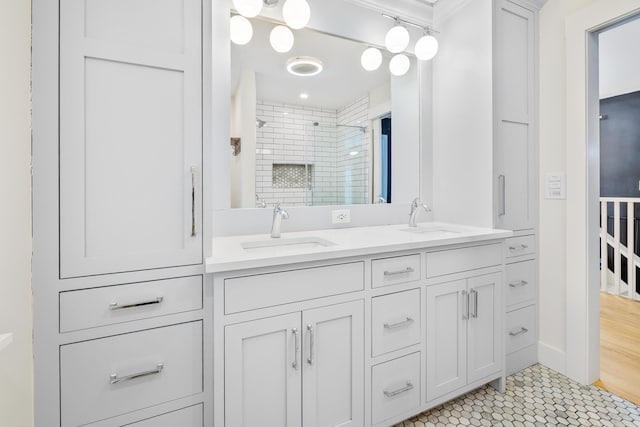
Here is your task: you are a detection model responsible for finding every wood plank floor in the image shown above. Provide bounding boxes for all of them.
[596,292,640,406]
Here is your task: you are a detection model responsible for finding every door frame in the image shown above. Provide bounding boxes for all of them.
[565,0,640,385]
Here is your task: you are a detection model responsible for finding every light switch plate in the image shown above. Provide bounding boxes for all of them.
[332,209,351,224]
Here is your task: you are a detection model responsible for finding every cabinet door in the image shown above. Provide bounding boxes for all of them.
[59,0,202,277]
[494,0,536,231]
[302,301,364,427]
[425,280,467,402]
[467,273,503,383]
[225,314,302,427]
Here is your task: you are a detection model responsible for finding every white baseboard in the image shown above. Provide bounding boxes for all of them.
[538,341,566,374]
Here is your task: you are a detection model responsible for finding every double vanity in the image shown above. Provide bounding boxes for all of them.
[208,221,514,427]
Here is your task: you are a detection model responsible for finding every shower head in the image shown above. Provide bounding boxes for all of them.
[256,119,267,128]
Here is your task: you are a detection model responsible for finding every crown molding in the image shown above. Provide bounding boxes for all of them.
[342,0,434,26]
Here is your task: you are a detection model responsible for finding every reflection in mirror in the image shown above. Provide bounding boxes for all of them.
[230,17,417,208]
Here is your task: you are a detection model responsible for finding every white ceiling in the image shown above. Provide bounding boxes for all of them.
[231,18,392,110]
[599,17,640,99]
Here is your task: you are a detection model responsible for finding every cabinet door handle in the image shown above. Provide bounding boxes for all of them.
[383,381,414,398]
[461,290,469,320]
[110,363,163,385]
[498,175,506,217]
[292,328,299,370]
[306,324,314,365]
[509,327,529,337]
[509,280,528,288]
[191,166,197,237]
[383,267,414,276]
[109,296,163,311]
[470,288,478,318]
[384,317,414,329]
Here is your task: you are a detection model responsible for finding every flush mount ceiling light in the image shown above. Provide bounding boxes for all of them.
[282,0,311,30]
[232,0,262,18]
[299,93,309,99]
[360,47,382,71]
[230,15,253,45]
[415,32,439,61]
[389,54,410,76]
[270,25,294,53]
[385,21,410,54]
[286,56,324,76]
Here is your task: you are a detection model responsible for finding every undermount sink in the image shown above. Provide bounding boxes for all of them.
[400,225,461,236]
[241,236,337,252]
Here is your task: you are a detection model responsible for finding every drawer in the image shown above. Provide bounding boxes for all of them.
[426,244,502,278]
[506,305,537,354]
[371,254,421,288]
[225,262,364,314]
[506,260,536,308]
[60,321,203,427]
[371,352,421,425]
[371,289,421,357]
[60,276,203,332]
[125,404,203,427]
[505,235,536,258]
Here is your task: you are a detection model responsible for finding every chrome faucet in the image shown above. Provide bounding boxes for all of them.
[256,193,267,208]
[409,197,431,227]
[271,203,289,238]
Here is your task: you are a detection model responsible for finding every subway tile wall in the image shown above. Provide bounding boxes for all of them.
[255,97,369,207]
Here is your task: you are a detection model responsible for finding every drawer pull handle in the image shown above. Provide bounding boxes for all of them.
[509,327,529,337]
[383,267,414,276]
[384,317,414,329]
[110,363,164,385]
[383,381,414,398]
[109,296,164,311]
[508,244,529,251]
[306,324,314,365]
[292,328,299,370]
[509,280,528,288]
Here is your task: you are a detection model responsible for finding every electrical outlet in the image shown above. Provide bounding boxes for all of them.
[332,209,351,224]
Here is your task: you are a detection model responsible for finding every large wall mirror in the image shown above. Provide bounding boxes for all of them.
[229,12,422,209]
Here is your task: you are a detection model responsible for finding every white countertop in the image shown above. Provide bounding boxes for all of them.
[207,222,513,273]
[0,333,13,353]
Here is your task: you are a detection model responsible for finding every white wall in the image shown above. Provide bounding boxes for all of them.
[432,0,494,227]
[599,17,640,99]
[0,0,34,426]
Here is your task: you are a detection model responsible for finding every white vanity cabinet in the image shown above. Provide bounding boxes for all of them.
[224,301,364,427]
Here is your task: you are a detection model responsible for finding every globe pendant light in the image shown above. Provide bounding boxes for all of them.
[230,15,253,45]
[270,25,294,53]
[385,23,410,54]
[282,0,311,30]
[389,54,410,76]
[232,0,262,18]
[360,47,382,71]
[415,33,439,61]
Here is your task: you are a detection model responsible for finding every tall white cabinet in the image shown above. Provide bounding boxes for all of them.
[32,0,209,425]
[493,0,540,375]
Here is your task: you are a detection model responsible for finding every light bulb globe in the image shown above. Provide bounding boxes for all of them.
[232,0,262,18]
[389,54,410,76]
[282,0,311,30]
[415,34,439,60]
[385,25,410,53]
[230,15,253,45]
[360,47,383,71]
[270,25,295,53]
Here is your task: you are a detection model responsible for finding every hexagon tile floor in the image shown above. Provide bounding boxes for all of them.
[394,364,640,427]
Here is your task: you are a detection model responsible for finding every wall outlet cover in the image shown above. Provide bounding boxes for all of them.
[332,209,351,224]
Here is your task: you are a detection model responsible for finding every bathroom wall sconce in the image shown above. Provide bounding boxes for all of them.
[230,137,241,156]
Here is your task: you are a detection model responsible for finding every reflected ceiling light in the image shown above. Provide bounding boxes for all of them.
[270,25,294,53]
[230,15,253,45]
[389,54,410,76]
[282,0,311,30]
[349,151,359,156]
[415,33,439,61]
[299,93,309,99]
[286,56,323,76]
[360,47,383,71]
[385,23,410,53]
[232,0,262,18]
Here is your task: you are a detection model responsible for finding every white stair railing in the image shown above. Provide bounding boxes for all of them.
[600,197,640,300]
